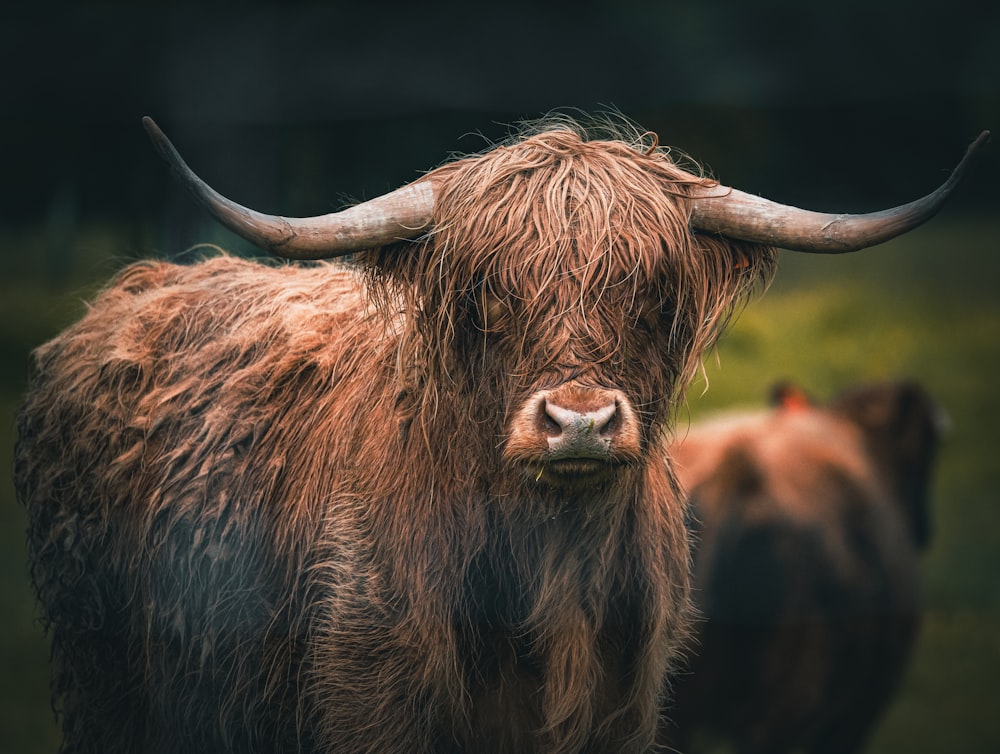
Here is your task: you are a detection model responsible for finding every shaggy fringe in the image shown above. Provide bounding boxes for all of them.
[364,112,775,445]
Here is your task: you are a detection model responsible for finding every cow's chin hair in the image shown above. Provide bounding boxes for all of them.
[499,456,643,520]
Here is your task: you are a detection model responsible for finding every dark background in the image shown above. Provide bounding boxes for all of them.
[1,1,997,752]
[2,0,996,258]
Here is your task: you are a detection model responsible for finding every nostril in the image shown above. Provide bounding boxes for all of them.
[596,404,618,437]
[542,410,562,437]
[542,399,573,437]
[588,402,619,438]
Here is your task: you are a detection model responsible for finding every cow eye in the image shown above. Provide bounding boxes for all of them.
[473,287,507,333]
[639,299,667,330]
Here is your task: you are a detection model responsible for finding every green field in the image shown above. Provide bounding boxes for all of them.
[1,214,997,752]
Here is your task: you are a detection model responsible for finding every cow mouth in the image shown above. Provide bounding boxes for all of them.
[525,457,620,487]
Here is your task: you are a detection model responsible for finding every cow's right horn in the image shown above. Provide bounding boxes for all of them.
[143,117,436,259]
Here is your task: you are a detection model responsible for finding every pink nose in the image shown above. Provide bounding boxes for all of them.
[542,397,619,459]
[505,384,641,464]
[504,385,643,484]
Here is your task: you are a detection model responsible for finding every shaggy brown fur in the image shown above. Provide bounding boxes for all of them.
[660,381,944,754]
[15,116,775,754]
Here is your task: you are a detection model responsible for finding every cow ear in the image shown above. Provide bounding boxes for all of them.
[830,381,945,551]
[768,381,812,411]
[831,382,941,436]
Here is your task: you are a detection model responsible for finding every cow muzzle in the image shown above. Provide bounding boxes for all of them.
[505,384,643,488]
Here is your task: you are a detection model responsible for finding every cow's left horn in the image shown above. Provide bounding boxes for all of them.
[689,130,989,253]
[143,117,435,259]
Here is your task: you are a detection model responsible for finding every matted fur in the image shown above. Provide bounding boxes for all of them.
[16,115,776,754]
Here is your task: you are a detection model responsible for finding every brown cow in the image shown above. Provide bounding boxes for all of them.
[14,115,982,754]
[661,380,945,754]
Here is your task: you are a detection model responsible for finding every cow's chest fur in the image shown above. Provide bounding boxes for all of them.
[440,510,649,752]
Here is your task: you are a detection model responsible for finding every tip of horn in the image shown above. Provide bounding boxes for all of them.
[942,129,990,190]
[965,130,991,158]
[142,115,163,142]
[142,116,182,169]
[141,116,183,174]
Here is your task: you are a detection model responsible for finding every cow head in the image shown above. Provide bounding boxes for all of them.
[380,124,776,493]
[142,116,985,496]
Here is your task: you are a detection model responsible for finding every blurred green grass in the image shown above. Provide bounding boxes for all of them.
[1,213,997,752]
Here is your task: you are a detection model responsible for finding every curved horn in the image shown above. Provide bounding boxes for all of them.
[143,117,435,259]
[689,130,990,253]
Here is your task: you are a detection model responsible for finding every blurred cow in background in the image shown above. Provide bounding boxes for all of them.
[661,380,945,754]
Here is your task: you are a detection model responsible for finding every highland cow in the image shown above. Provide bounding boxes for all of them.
[661,380,945,754]
[14,116,984,754]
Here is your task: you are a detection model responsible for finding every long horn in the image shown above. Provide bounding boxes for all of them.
[689,130,989,253]
[143,117,435,259]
